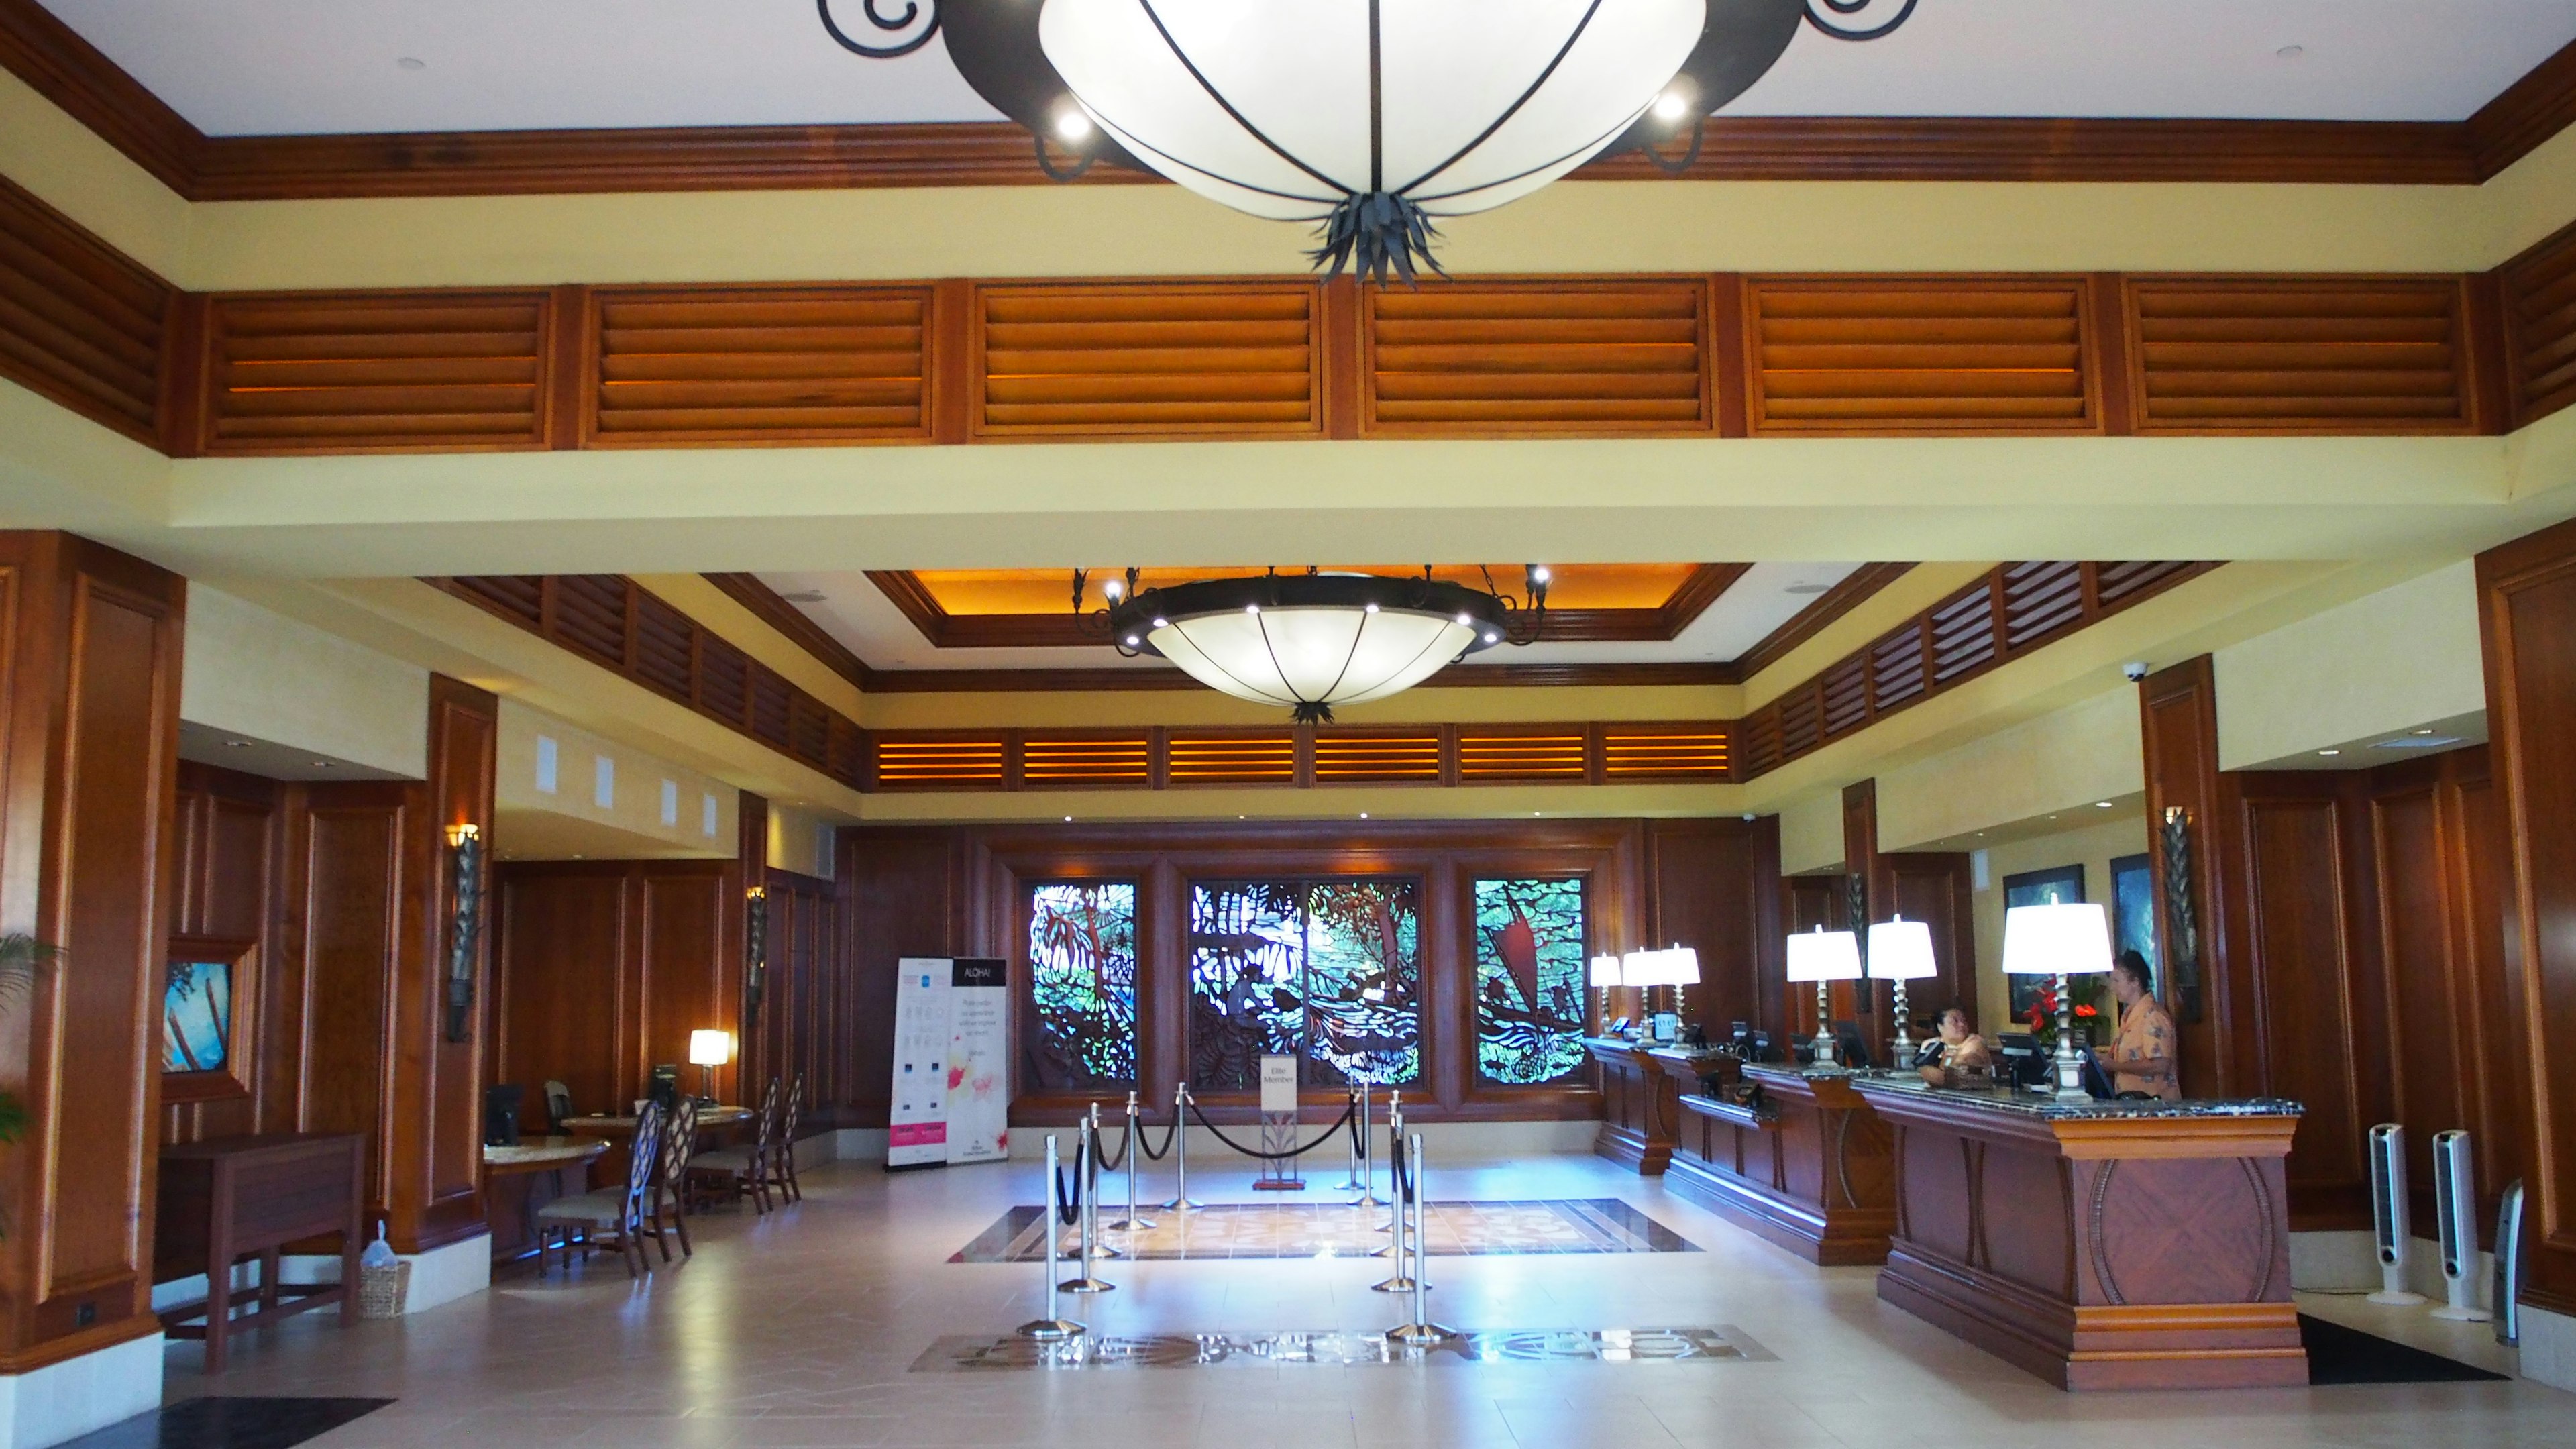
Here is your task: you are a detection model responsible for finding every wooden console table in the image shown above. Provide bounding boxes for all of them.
[1851,1076,2306,1391]
[1585,1038,1732,1175]
[1670,1062,1895,1265]
[155,1133,364,1371]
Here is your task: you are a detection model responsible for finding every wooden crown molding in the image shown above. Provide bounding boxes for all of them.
[859,661,1740,694]
[863,563,1754,651]
[702,572,877,691]
[1731,564,1917,683]
[7,0,2573,199]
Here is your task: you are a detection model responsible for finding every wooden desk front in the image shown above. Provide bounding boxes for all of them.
[1585,1040,1731,1175]
[1670,1063,1894,1265]
[1853,1078,2306,1391]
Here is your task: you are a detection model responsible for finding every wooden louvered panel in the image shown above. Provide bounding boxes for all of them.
[874,735,1006,790]
[1167,733,1297,786]
[2504,223,2576,425]
[447,575,544,629]
[698,633,749,727]
[632,591,696,701]
[1927,582,2001,685]
[1366,280,1707,433]
[977,284,1318,436]
[1747,278,2093,434]
[1737,707,1784,780]
[2094,559,2206,609]
[1601,727,1730,782]
[2128,277,2471,433]
[828,719,867,788]
[1456,729,1589,782]
[0,176,168,445]
[205,290,551,452]
[2001,561,2088,652]
[1312,731,1442,784]
[591,286,929,445]
[1021,735,1154,788]
[1776,688,1823,761]
[550,576,630,667]
[1820,656,1870,739]
[788,695,832,766]
[749,668,793,749]
[1869,621,1928,714]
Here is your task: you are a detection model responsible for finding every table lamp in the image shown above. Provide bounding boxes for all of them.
[1589,953,1625,1033]
[2002,902,2114,1101]
[1866,916,1939,1061]
[688,1028,734,1106]
[1784,926,1863,1065]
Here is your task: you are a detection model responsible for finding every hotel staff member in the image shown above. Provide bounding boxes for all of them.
[2103,949,2181,1101]
[1930,1006,1992,1070]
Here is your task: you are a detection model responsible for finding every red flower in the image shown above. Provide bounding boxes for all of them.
[2074,1004,2098,1018]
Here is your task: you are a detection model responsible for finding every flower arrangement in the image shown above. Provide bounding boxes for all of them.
[2025,974,2108,1053]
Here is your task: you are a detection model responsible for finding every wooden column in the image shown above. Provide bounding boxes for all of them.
[1839,780,1975,1059]
[2137,657,2247,1098]
[2475,517,2576,1317]
[0,533,184,1376]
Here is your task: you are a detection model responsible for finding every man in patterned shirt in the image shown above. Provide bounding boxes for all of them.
[2103,949,2180,1101]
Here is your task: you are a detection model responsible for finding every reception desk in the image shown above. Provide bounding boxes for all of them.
[1585,1038,1734,1175]
[1670,1063,1894,1265]
[1851,1076,2306,1391]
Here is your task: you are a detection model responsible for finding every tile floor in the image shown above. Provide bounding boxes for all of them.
[162,1152,2574,1449]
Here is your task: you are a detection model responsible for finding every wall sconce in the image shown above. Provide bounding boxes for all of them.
[744,885,769,1033]
[443,822,483,1042]
[2159,806,2204,1022]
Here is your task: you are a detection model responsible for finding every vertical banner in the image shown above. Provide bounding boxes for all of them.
[887,957,951,1169]
[945,957,1010,1164]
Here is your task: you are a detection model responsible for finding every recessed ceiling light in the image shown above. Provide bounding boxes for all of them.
[2095,801,2114,808]
[397,56,427,70]
[780,590,827,604]
[1063,815,1073,822]
[312,761,333,768]
[1785,583,1830,595]
[2275,44,2304,60]
[1360,812,1369,820]
[2412,728,2437,736]
[225,739,251,748]
[2318,748,2340,757]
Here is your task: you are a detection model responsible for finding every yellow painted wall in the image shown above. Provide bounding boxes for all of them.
[1966,811,2152,1039]
[1778,789,1845,875]
[496,698,739,861]
[1877,687,2143,853]
[766,800,845,879]
[182,583,429,776]
[2212,559,2485,770]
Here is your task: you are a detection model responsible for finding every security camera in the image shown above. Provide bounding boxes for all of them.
[2121,661,2150,682]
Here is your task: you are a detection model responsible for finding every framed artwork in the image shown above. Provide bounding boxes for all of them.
[2109,853,2159,985]
[163,934,257,1104]
[2002,865,2085,1022]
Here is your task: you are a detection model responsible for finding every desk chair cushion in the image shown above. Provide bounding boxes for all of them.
[693,1144,757,1173]
[535,1189,629,1228]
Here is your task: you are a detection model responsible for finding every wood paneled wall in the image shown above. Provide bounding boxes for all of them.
[2477,516,2576,1313]
[2139,657,2245,1099]
[0,533,182,1373]
[1823,780,1977,1061]
[161,762,287,1147]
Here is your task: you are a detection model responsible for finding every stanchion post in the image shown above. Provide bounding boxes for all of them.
[1338,1085,1364,1191]
[1386,1132,1454,1346]
[1163,1081,1203,1212]
[1109,1090,1156,1232]
[1017,1136,1083,1340]
[1375,1091,1404,1244]
[1352,1085,1380,1208]
[1063,1108,1116,1293]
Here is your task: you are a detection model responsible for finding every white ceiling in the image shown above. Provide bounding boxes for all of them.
[757,561,1859,675]
[40,1,2576,138]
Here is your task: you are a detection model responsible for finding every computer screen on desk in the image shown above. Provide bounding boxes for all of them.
[1996,1032,2047,1087]
[1832,1020,1874,1070]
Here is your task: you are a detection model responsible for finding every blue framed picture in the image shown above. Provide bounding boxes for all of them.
[164,935,256,1103]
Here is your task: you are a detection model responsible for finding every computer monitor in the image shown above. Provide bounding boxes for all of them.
[483,1083,523,1148]
[646,1063,681,1110]
[1730,1020,1752,1052]
[1831,1019,1874,1071]
[1996,1032,2047,1087]
[1750,1030,1773,1063]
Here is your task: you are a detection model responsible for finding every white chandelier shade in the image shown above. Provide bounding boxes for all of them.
[1148,605,1477,712]
[1038,0,1709,224]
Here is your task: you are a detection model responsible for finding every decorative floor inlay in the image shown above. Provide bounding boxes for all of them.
[951,1198,1699,1263]
[911,1327,1767,1371]
[60,1399,395,1449]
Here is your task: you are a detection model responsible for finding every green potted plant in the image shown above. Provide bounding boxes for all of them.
[0,934,62,1148]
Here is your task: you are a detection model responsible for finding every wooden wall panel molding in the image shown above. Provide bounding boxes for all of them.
[1743,275,2100,436]
[0,174,172,447]
[2475,515,2576,1313]
[2123,276,2479,435]
[969,280,1322,439]
[160,762,291,1153]
[0,532,183,1371]
[584,284,932,447]
[2137,657,2245,1102]
[852,660,1741,692]
[0,0,200,195]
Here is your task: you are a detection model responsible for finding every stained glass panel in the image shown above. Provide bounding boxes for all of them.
[1189,879,1419,1090]
[1473,878,1589,1085]
[1026,881,1138,1087]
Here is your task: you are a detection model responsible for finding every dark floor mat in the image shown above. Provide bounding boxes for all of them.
[2299,1313,2508,1385]
[58,1397,394,1449]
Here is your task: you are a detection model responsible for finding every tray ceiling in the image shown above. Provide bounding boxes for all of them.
[36,1,2576,138]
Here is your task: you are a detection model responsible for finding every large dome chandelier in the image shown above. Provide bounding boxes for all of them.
[1073,567,1550,722]
[822,0,1918,280]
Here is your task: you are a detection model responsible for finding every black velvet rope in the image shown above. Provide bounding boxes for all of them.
[1054,1136,1084,1226]
[1389,1124,1410,1199]
[1185,1097,1358,1161]
[1348,1091,1367,1155]
[1137,1112,1180,1162]
[1093,1119,1126,1175]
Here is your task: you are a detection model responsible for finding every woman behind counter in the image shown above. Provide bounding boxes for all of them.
[1927,1006,1991,1071]
[2101,949,2182,1101]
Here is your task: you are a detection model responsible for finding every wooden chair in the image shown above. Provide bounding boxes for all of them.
[690,1076,780,1214]
[535,1101,663,1277]
[645,1095,699,1260]
[776,1073,806,1204]
[542,1079,574,1131]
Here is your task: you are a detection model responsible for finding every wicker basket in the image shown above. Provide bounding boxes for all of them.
[356,1260,411,1320]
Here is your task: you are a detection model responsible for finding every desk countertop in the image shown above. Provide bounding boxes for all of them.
[482,1136,610,1173]
[1849,1073,2302,1120]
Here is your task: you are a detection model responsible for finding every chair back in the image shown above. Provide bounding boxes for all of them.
[662,1095,701,1186]
[544,1079,574,1128]
[750,1075,780,1152]
[623,1100,665,1214]
[782,1072,805,1146]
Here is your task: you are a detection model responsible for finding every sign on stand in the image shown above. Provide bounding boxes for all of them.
[1255,1053,1303,1190]
[886,956,1011,1169]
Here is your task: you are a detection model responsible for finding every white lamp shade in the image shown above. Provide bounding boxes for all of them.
[1148,606,1475,711]
[1589,953,1625,988]
[1626,945,1699,987]
[2002,903,2114,977]
[1040,0,1707,224]
[1865,917,1938,981]
[688,1029,735,1067]
[1784,928,1863,983]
